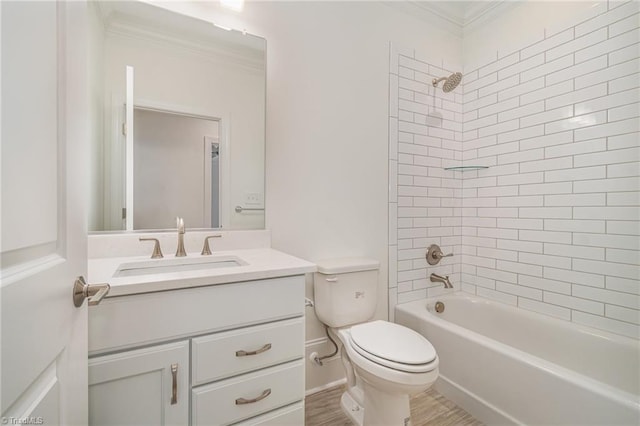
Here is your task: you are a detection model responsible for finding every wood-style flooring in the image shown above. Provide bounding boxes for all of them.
[305,385,483,426]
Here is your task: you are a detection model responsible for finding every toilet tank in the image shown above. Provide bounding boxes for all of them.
[313,258,380,328]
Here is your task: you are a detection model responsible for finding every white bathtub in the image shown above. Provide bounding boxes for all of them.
[395,293,640,425]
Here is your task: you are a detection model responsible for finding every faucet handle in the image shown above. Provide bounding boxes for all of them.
[139,238,163,259]
[201,235,222,256]
[426,244,453,265]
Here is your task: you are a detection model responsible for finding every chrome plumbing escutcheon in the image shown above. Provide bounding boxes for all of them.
[426,244,453,265]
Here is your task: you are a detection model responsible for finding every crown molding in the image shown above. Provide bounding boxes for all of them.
[385,1,517,37]
[383,1,464,37]
[461,1,519,34]
[105,19,265,72]
[98,2,265,73]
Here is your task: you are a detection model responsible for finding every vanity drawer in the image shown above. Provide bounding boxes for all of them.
[192,360,303,426]
[89,275,305,355]
[232,402,303,426]
[192,317,304,385]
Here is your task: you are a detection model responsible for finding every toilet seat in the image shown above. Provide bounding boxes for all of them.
[347,320,437,373]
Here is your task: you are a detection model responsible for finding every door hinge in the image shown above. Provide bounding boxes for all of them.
[122,123,127,137]
[122,208,127,220]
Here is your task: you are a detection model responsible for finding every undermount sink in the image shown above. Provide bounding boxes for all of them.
[114,255,246,278]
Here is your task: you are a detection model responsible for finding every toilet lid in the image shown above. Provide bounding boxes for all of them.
[350,320,437,367]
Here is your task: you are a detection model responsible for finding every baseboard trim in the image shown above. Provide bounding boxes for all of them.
[305,337,327,347]
[305,378,347,397]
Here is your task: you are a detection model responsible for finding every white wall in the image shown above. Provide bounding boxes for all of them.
[389,0,639,339]
[151,0,462,392]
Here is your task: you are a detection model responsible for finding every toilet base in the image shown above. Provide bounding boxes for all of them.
[340,391,364,426]
[362,380,412,426]
[340,385,412,426]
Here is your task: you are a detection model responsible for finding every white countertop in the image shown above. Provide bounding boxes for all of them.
[89,248,317,297]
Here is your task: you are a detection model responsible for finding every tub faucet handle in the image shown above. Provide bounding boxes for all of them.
[426,244,453,265]
[201,235,222,255]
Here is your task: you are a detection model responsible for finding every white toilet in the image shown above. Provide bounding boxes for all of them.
[313,258,439,426]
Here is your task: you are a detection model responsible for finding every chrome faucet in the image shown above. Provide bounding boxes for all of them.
[430,273,453,289]
[175,217,186,257]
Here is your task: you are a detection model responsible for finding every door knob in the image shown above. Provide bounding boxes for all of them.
[73,276,110,307]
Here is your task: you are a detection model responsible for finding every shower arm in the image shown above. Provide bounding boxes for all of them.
[432,76,447,87]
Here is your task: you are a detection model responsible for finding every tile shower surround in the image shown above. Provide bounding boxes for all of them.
[388,1,639,338]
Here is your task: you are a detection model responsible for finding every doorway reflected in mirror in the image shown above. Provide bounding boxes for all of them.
[133,108,222,230]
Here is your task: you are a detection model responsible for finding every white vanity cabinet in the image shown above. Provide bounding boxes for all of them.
[89,341,190,425]
[88,275,306,426]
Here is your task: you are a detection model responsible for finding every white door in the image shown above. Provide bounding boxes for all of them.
[1,2,89,425]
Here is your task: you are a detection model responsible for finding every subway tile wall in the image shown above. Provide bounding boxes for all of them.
[388,44,464,321]
[388,1,639,338]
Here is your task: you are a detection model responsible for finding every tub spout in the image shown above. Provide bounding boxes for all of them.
[430,273,453,289]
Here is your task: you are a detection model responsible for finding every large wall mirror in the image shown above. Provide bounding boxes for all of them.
[88,1,265,232]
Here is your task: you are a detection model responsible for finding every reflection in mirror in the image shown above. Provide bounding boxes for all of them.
[134,108,220,229]
[88,1,266,232]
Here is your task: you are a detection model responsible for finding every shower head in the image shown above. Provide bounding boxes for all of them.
[432,72,463,93]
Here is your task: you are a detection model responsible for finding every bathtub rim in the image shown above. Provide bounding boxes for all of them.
[395,292,640,413]
[421,292,638,348]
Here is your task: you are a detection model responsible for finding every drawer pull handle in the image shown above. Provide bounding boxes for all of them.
[235,343,272,357]
[171,363,178,405]
[235,388,271,405]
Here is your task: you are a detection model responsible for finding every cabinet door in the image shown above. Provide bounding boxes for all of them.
[88,341,189,426]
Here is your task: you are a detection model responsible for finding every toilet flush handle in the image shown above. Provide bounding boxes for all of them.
[325,277,338,282]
